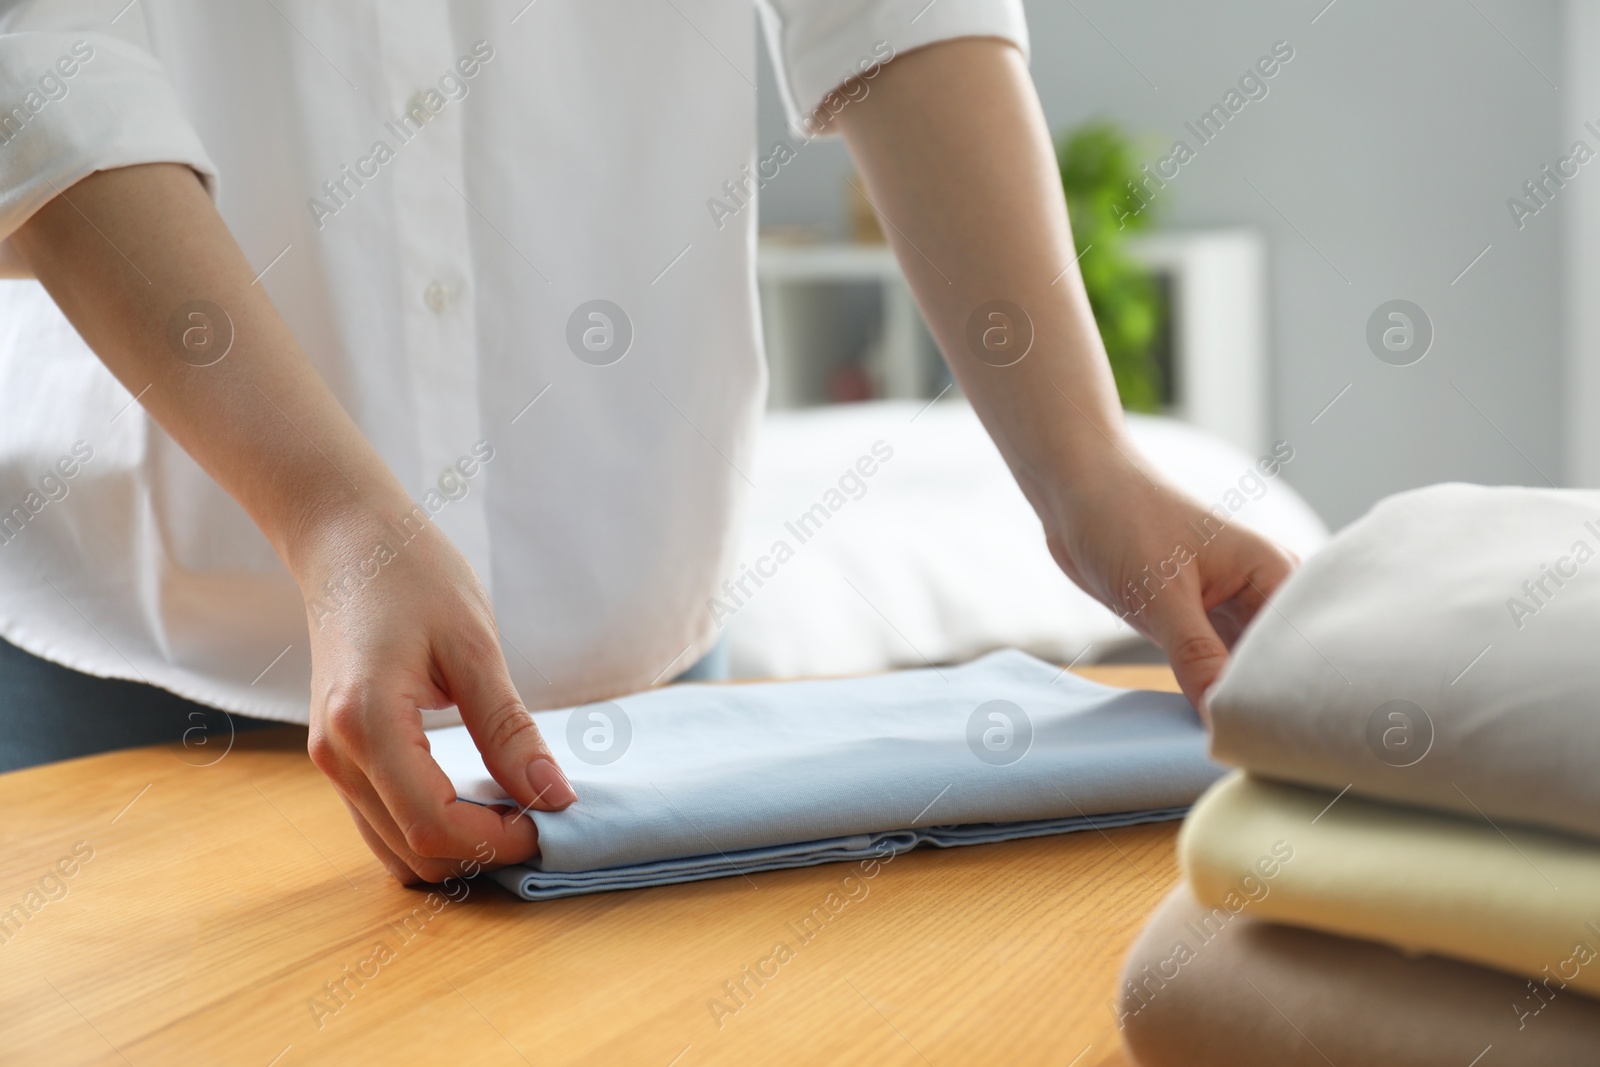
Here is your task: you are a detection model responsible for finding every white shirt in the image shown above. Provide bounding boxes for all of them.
[0,0,1026,724]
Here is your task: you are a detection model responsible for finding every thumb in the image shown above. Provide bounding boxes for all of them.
[1144,591,1230,723]
[439,635,577,813]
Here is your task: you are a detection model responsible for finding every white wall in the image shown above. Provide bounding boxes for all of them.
[1564,0,1600,487]
[756,0,1567,528]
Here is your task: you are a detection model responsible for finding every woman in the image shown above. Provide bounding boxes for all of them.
[0,0,1293,882]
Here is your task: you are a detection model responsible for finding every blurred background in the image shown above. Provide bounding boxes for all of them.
[726,0,1585,677]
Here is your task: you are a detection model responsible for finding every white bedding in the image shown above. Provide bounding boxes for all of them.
[723,400,1328,678]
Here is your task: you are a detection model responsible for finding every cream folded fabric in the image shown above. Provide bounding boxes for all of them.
[1207,483,1600,841]
[1179,772,1600,999]
[1118,884,1600,1067]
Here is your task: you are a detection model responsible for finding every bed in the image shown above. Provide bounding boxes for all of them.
[724,399,1329,678]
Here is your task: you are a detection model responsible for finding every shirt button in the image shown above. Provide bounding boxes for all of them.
[424,280,456,312]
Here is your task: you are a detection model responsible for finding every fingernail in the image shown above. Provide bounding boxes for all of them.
[526,758,578,808]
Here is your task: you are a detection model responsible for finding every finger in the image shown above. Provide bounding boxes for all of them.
[317,696,541,871]
[335,792,430,885]
[311,722,430,880]
[1206,535,1298,647]
[318,735,496,883]
[1143,585,1231,722]
[314,735,452,883]
[338,791,538,887]
[362,714,542,867]
[434,630,577,814]
[1207,596,1256,650]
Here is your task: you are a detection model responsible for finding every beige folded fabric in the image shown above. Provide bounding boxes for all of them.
[1179,772,1600,999]
[1118,884,1600,1067]
[1207,483,1600,842]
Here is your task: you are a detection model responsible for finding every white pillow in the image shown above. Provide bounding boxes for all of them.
[723,400,1328,678]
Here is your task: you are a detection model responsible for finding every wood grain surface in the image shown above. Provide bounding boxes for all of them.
[0,665,1181,1066]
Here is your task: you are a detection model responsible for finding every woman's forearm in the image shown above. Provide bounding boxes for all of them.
[836,38,1300,709]
[14,162,573,881]
[833,38,1134,518]
[10,162,409,581]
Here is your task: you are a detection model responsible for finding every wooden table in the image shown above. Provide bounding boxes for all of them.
[0,666,1180,1066]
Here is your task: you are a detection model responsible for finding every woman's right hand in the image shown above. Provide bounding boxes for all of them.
[10,162,575,884]
[296,503,577,884]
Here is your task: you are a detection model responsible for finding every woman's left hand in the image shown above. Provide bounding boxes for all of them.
[1041,447,1299,716]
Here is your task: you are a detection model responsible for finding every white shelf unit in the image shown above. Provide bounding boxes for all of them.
[756,242,931,409]
[1125,228,1270,457]
[756,228,1270,456]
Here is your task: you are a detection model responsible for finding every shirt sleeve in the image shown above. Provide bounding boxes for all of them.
[755,0,1029,137]
[0,2,218,275]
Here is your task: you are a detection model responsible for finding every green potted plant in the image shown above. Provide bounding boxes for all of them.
[1057,121,1166,413]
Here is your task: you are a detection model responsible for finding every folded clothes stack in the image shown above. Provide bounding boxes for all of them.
[431,649,1225,900]
[1118,484,1600,1067]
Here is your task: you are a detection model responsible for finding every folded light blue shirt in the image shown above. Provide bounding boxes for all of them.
[429,650,1222,900]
